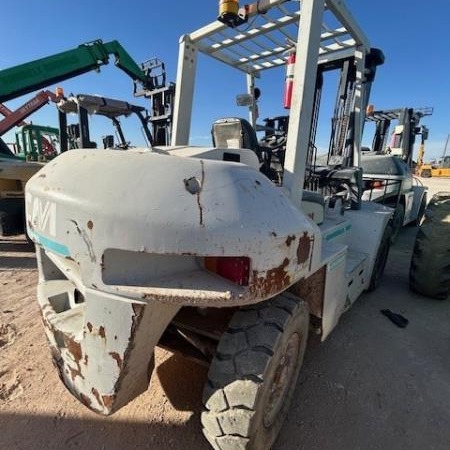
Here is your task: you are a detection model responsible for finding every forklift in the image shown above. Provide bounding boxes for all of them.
[26,1,391,449]
[56,93,153,151]
[360,107,432,240]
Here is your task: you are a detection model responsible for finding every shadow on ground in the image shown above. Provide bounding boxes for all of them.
[0,412,209,450]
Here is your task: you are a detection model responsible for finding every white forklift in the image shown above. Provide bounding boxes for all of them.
[26,1,390,449]
[361,107,432,241]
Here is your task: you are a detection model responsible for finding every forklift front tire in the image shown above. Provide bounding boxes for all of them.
[202,294,309,450]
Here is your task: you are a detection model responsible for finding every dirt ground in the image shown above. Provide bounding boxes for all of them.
[0,178,449,450]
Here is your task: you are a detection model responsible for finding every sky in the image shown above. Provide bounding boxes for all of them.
[1,0,449,160]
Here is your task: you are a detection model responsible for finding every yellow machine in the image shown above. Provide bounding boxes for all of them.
[417,134,450,177]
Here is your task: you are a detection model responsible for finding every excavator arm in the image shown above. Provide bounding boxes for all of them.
[0,40,155,103]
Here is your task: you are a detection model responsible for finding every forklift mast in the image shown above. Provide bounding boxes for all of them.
[141,58,176,146]
[366,107,433,165]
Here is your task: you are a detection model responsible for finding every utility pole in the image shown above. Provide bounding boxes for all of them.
[443,133,450,158]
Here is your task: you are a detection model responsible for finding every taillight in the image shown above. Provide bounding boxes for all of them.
[204,256,250,286]
[368,180,384,189]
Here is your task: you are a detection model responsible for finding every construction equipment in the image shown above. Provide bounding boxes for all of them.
[0,39,159,237]
[13,124,59,161]
[417,134,450,178]
[56,93,153,150]
[26,2,390,449]
[143,58,175,146]
[360,107,432,240]
[0,90,59,136]
[0,90,61,161]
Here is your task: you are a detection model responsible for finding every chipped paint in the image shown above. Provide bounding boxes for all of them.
[64,336,82,362]
[285,235,296,247]
[102,394,115,410]
[196,160,205,227]
[91,387,102,406]
[109,352,123,369]
[250,258,291,298]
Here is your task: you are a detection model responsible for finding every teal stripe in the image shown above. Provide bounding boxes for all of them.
[325,224,352,241]
[29,230,70,257]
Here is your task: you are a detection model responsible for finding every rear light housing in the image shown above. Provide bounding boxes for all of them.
[204,256,250,286]
[367,180,385,189]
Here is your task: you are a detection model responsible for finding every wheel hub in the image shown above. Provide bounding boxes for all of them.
[263,332,300,428]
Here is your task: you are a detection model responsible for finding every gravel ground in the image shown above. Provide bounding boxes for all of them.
[0,177,448,450]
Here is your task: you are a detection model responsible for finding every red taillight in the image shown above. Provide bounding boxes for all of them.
[204,256,250,286]
[368,180,384,189]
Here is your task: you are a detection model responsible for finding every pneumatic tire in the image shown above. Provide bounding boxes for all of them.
[201,293,309,450]
[409,192,450,300]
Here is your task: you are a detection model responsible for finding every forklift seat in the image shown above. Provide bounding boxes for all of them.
[211,117,262,158]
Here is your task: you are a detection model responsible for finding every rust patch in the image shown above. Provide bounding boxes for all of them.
[65,336,82,362]
[68,365,84,381]
[99,326,106,339]
[87,220,94,230]
[290,266,325,318]
[297,232,312,264]
[285,235,296,247]
[86,322,93,333]
[132,303,144,317]
[250,258,291,298]
[109,352,123,370]
[91,388,102,406]
[102,394,115,410]
[80,393,91,407]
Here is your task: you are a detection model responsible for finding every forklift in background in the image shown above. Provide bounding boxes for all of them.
[56,93,153,151]
[360,107,433,240]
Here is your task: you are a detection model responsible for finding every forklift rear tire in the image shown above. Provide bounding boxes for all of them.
[201,294,309,450]
[409,192,450,300]
[421,169,432,178]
